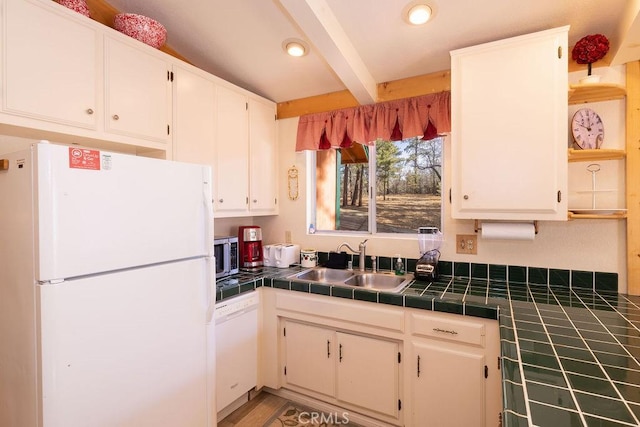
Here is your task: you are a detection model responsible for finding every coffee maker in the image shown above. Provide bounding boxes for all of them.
[415,227,443,281]
[238,226,264,269]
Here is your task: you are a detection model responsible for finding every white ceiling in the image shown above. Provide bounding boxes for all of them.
[105,0,638,104]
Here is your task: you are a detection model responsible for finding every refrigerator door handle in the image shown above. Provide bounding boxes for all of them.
[205,255,215,324]
[203,188,214,257]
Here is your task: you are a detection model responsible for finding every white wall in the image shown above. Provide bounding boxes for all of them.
[256,65,628,292]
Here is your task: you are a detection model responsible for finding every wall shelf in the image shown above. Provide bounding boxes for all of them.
[568,83,626,105]
[568,211,627,220]
[568,148,626,162]
[567,82,627,221]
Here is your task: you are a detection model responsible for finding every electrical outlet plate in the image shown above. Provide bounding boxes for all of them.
[456,234,478,255]
[285,230,292,244]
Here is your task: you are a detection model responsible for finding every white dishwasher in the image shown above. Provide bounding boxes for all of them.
[215,291,259,414]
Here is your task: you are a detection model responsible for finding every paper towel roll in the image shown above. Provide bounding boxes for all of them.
[481,222,535,240]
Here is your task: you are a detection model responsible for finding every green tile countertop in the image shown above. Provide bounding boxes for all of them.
[216,264,640,427]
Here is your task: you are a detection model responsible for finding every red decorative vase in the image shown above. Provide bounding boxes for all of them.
[56,0,90,18]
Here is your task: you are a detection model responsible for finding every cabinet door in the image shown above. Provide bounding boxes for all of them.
[105,37,171,143]
[283,321,335,397]
[336,332,399,418]
[173,66,215,166]
[249,98,278,214]
[411,341,485,427]
[214,85,249,215]
[3,0,97,128]
[451,27,568,220]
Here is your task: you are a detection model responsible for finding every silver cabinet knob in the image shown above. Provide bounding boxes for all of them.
[112,114,119,120]
[463,195,469,200]
[218,199,223,203]
[86,108,94,115]
[253,199,257,203]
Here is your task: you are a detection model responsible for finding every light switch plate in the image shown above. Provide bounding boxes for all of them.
[456,234,478,254]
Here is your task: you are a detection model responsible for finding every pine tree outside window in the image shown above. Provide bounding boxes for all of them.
[311,136,443,235]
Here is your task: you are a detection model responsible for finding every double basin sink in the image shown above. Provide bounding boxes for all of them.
[288,267,412,293]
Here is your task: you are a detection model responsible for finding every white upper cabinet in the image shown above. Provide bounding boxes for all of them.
[2,0,98,129]
[213,85,250,215]
[213,85,278,218]
[249,98,278,214]
[104,37,172,143]
[172,65,215,166]
[450,26,568,220]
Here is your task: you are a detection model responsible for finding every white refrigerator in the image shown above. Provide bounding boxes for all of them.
[0,142,216,427]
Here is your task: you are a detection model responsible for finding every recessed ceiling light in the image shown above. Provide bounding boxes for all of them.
[408,4,432,25]
[282,38,309,57]
[403,2,434,25]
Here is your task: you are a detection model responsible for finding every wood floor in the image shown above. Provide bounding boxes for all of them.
[218,392,288,427]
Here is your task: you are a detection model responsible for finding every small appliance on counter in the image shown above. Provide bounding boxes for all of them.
[263,244,300,268]
[415,226,443,281]
[238,226,264,269]
[213,235,239,278]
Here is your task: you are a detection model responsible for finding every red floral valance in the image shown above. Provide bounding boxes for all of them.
[295,91,450,151]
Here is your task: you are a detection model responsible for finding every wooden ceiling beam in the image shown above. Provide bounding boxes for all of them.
[277,69,451,119]
[278,0,377,105]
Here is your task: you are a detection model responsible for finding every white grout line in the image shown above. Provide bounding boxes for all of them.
[524,284,589,426]
[506,282,536,427]
[460,276,471,302]
[438,275,453,299]
[544,286,640,426]
[566,292,640,426]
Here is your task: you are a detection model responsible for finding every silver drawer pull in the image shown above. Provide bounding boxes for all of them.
[112,114,119,120]
[433,327,458,335]
[86,108,94,115]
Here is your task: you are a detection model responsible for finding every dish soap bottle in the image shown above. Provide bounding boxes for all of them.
[394,255,405,275]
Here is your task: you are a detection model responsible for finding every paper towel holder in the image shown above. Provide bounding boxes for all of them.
[474,220,538,234]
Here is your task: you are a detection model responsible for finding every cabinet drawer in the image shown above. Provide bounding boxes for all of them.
[276,292,404,333]
[410,312,485,347]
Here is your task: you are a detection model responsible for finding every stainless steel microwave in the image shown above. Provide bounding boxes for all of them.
[213,235,239,278]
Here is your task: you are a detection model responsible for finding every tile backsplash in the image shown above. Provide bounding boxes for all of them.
[316,251,618,292]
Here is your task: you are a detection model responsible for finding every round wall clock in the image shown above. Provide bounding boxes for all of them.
[571,108,604,149]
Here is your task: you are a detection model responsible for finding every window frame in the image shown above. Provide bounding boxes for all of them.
[307,137,445,237]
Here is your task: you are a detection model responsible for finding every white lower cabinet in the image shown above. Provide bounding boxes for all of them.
[410,341,485,426]
[335,332,400,418]
[260,288,501,427]
[283,321,335,397]
[282,319,401,422]
[408,311,502,427]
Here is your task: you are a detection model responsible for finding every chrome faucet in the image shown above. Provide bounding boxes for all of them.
[337,239,369,271]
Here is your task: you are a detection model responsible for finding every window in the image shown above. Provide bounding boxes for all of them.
[311,136,443,234]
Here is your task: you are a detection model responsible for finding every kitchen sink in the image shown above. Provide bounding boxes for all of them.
[343,273,410,292]
[289,267,412,293]
[292,267,354,283]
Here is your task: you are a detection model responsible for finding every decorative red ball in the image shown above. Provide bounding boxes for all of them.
[114,13,167,49]
[572,34,610,65]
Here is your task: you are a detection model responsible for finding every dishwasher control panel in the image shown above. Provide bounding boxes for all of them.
[214,292,259,321]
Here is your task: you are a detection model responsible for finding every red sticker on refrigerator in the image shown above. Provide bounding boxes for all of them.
[69,147,101,170]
